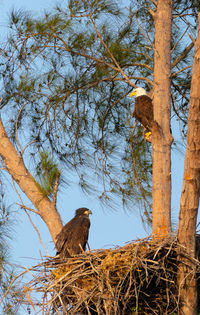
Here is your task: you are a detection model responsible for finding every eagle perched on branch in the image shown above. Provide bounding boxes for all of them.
[130,87,153,142]
[56,208,92,259]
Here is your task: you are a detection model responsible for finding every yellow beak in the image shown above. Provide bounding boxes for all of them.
[130,91,136,98]
[84,210,92,215]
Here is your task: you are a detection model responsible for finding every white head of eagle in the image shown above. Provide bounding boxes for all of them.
[130,87,148,98]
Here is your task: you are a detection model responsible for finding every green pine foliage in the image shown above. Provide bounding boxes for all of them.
[0,0,196,220]
[0,184,22,314]
[36,151,61,198]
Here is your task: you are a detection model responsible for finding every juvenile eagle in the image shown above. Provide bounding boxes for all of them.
[56,208,92,259]
[130,87,153,141]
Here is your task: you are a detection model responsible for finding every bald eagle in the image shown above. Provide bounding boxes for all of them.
[130,88,153,142]
[56,208,92,259]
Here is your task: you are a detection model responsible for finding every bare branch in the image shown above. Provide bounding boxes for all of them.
[129,76,153,86]
[149,9,156,18]
[124,63,153,71]
[171,65,192,77]
[11,178,48,253]
[17,203,39,215]
[171,26,190,54]
[145,0,156,18]
[149,0,157,5]
[135,15,153,47]
[171,42,194,69]
[15,103,26,153]
[21,140,37,156]
[0,117,63,243]
[44,42,120,73]
[171,81,190,103]
[171,93,187,125]
[89,15,135,88]
[188,33,196,44]
[24,209,49,255]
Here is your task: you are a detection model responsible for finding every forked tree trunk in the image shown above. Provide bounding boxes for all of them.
[177,12,200,315]
[0,118,63,244]
[152,0,172,239]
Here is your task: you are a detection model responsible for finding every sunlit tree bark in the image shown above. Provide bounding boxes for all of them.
[0,118,63,243]
[177,11,200,315]
[152,0,173,239]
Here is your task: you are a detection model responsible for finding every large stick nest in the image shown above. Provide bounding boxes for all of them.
[26,237,200,314]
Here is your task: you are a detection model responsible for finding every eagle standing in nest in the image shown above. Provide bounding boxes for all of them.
[130,87,153,142]
[56,208,92,259]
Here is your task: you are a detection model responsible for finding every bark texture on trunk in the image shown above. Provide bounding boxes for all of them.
[177,12,200,315]
[0,118,63,244]
[152,0,172,239]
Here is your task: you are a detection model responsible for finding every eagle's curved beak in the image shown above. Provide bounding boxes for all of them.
[130,91,136,98]
[84,209,92,215]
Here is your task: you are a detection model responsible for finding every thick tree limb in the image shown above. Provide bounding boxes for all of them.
[177,12,200,315]
[152,0,172,239]
[0,117,63,244]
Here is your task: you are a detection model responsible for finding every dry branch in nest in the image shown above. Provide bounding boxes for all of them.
[23,237,200,314]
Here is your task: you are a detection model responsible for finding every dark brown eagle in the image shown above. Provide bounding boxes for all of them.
[130,88,153,141]
[55,208,92,259]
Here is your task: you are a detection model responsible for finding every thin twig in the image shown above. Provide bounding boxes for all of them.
[15,103,26,153]
[89,14,136,88]
[15,238,197,314]
[171,42,194,69]
[24,208,49,255]
[17,203,39,215]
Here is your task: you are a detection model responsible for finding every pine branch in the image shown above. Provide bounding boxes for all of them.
[171,42,194,69]
[89,14,136,88]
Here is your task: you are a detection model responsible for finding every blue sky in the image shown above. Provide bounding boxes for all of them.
[0,0,186,313]
[0,0,154,262]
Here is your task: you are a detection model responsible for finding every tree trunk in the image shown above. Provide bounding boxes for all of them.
[177,12,200,315]
[152,0,172,239]
[0,118,63,244]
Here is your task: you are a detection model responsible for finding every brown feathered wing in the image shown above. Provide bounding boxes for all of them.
[56,216,90,258]
[133,95,153,131]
